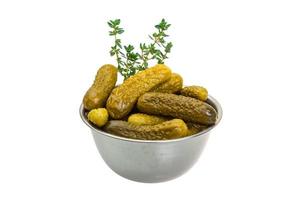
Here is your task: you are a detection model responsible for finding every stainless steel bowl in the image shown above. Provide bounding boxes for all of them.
[80,95,222,183]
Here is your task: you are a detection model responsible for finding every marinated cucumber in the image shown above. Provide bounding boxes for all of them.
[186,122,208,136]
[151,73,183,94]
[103,119,188,140]
[106,64,172,119]
[83,64,117,110]
[128,113,168,126]
[137,92,217,125]
[180,86,208,101]
[87,108,109,127]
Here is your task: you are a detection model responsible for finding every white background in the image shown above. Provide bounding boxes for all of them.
[0,0,299,199]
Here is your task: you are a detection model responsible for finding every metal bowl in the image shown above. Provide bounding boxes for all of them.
[79,95,222,183]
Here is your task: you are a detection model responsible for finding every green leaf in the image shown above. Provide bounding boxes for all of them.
[117,28,124,34]
[165,42,173,53]
[110,50,115,56]
[114,19,121,25]
[107,21,113,28]
[109,31,115,36]
[115,39,122,48]
[124,45,134,52]
[157,59,163,64]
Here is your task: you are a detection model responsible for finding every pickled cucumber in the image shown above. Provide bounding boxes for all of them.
[180,86,208,101]
[106,64,172,119]
[151,73,183,93]
[87,108,109,127]
[103,119,188,140]
[128,113,168,126]
[186,122,208,136]
[137,92,217,125]
[83,64,118,110]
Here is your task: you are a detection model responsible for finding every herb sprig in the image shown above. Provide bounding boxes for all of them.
[148,19,173,64]
[108,19,173,80]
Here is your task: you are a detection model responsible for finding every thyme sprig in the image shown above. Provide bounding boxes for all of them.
[148,19,173,64]
[108,19,173,80]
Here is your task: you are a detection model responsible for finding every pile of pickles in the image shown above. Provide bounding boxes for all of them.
[83,64,217,140]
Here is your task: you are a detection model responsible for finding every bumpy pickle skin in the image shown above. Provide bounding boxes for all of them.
[186,122,208,136]
[128,113,168,126]
[83,64,118,110]
[151,73,183,93]
[106,64,172,119]
[87,108,109,127]
[180,86,208,101]
[103,119,188,140]
[137,92,217,125]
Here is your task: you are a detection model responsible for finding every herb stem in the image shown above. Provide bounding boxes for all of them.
[108,18,172,80]
[114,34,121,71]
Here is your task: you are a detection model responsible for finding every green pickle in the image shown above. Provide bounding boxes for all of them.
[87,108,109,127]
[180,86,208,101]
[151,73,183,94]
[137,92,217,125]
[186,122,208,136]
[128,113,168,126]
[103,119,188,140]
[106,64,172,119]
[83,64,118,110]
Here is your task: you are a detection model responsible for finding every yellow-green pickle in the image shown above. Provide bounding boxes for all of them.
[151,73,183,93]
[83,64,118,110]
[180,86,208,101]
[128,113,168,126]
[186,122,208,136]
[103,119,188,140]
[128,113,207,135]
[106,64,172,119]
[87,108,109,127]
[137,92,217,125]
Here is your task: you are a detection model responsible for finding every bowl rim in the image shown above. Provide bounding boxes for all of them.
[79,95,222,143]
